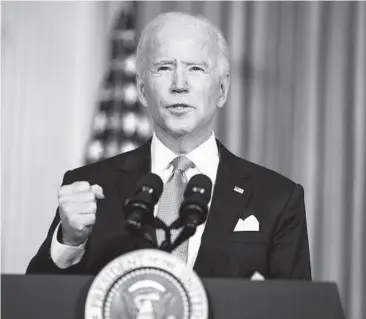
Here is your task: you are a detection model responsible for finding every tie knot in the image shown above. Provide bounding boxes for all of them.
[171,156,194,173]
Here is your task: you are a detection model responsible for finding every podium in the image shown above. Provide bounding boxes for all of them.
[2,274,345,319]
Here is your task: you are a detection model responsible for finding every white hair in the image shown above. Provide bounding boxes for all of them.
[135,12,230,79]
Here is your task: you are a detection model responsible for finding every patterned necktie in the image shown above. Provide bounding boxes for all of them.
[156,156,194,262]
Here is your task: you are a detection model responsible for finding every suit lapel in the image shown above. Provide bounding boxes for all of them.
[194,141,254,277]
[114,139,157,245]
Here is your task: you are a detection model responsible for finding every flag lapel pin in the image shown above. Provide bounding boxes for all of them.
[234,186,244,194]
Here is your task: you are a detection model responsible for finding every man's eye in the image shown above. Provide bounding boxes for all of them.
[157,66,171,71]
[190,66,204,72]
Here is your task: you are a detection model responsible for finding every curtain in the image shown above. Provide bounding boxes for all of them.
[1,1,125,274]
[136,2,366,319]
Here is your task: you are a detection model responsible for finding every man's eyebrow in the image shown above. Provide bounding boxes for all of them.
[152,60,210,68]
[153,60,175,66]
[182,61,209,68]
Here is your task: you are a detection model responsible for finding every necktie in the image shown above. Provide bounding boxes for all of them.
[156,156,194,262]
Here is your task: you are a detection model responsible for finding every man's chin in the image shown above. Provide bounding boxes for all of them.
[167,128,192,139]
[163,120,195,137]
[160,124,193,139]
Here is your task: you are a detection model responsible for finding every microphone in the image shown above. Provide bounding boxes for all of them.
[125,173,163,236]
[168,174,212,251]
[171,174,212,230]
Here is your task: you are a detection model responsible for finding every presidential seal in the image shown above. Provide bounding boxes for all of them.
[85,249,209,319]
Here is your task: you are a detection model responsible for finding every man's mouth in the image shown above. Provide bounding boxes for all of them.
[165,103,193,116]
[166,104,192,111]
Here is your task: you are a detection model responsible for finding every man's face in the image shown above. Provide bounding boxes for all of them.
[137,21,228,139]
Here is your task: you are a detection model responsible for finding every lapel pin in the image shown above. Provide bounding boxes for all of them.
[234,186,244,194]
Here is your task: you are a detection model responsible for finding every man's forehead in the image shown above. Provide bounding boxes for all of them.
[151,35,213,52]
[150,28,215,57]
[143,16,219,68]
[149,39,216,67]
[151,18,215,46]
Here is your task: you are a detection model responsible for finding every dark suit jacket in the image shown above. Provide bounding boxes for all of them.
[27,139,311,280]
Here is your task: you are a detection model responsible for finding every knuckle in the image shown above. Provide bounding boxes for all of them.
[59,202,70,214]
[74,181,90,192]
[58,195,70,205]
[58,186,68,197]
[86,192,96,202]
[89,201,97,212]
[88,214,96,225]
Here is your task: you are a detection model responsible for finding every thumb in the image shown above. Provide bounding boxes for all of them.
[91,184,105,199]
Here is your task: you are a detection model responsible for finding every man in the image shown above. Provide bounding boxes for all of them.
[27,12,311,279]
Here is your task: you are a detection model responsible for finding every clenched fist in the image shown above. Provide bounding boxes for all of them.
[58,181,104,246]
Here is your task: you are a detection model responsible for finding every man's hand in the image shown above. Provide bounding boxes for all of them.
[58,181,104,246]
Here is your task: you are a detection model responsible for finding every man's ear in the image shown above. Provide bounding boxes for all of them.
[136,74,148,107]
[217,73,230,108]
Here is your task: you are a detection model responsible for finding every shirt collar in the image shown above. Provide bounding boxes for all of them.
[151,132,219,175]
[151,134,177,175]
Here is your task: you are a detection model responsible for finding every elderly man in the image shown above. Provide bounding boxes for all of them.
[27,12,311,280]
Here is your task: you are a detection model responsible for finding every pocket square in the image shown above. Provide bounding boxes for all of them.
[234,215,259,232]
[251,271,265,281]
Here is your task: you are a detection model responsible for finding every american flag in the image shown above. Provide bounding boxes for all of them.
[84,2,152,164]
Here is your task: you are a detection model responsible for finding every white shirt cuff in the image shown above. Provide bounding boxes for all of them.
[50,223,86,269]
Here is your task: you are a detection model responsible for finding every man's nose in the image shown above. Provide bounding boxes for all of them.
[170,68,188,93]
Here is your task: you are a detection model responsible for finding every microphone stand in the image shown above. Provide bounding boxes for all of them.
[168,224,196,252]
[154,215,199,252]
[128,216,199,253]
[153,217,172,251]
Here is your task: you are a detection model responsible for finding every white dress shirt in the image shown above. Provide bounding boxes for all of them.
[51,132,219,270]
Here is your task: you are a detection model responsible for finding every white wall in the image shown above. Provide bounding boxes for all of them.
[1,1,122,273]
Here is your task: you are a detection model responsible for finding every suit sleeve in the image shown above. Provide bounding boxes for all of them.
[269,184,312,280]
[26,170,89,274]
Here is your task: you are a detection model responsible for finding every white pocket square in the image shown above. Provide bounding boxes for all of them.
[234,215,259,232]
[251,271,265,281]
